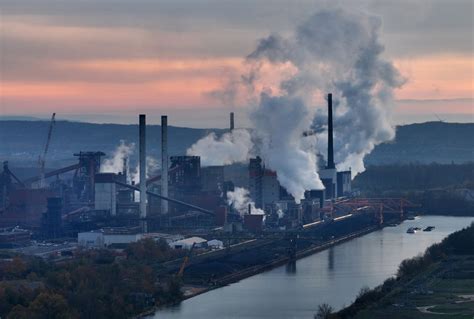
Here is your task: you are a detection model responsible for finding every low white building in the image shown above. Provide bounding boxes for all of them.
[207,239,224,250]
[170,237,207,249]
[142,233,184,245]
[78,229,187,249]
[78,228,142,248]
[78,231,105,248]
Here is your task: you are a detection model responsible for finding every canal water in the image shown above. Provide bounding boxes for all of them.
[151,216,474,319]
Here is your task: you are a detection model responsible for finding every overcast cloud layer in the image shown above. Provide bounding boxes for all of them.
[0,0,472,126]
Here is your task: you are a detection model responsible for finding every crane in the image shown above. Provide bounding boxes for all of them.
[177,242,196,278]
[38,113,56,188]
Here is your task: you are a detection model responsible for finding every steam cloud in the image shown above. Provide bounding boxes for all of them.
[101,141,159,185]
[187,129,253,166]
[130,156,160,184]
[247,8,404,174]
[250,94,323,201]
[101,140,134,178]
[190,7,404,202]
[226,187,264,216]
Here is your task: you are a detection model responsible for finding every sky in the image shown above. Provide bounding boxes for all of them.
[0,0,472,128]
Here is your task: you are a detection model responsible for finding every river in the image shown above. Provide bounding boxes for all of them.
[150,215,474,319]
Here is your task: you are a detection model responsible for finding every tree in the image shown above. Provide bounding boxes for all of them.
[314,303,334,319]
[28,292,74,319]
[4,257,27,279]
[7,304,30,319]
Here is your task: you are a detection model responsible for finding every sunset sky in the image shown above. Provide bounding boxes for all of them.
[1,0,472,127]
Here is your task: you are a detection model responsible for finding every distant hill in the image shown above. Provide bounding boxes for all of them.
[0,120,472,170]
[365,122,473,165]
[0,116,45,121]
[0,120,224,168]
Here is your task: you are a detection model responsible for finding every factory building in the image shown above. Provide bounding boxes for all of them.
[0,92,353,238]
[249,157,264,208]
[169,156,201,193]
[262,170,281,208]
[223,164,249,189]
[78,228,143,248]
[0,188,53,228]
[207,239,224,250]
[243,214,264,232]
[320,169,337,199]
[170,236,207,249]
[337,171,352,197]
[246,93,352,222]
[0,228,31,248]
[142,232,184,245]
[94,173,117,216]
[41,197,62,239]
[78,228,185,248]
[201,166,224,193]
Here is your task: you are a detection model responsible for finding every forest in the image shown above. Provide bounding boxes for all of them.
[0,239,185,319]
[353,163,474,215]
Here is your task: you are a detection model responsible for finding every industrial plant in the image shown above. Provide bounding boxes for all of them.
[0,94,414,267]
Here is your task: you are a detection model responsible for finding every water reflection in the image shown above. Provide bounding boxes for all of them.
[328,247,335,271]
[286,260,297,274]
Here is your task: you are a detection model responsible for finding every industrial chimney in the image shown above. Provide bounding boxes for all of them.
[139,114,147,232]
[327,93,335,169]
[230,112,235,131]
[161,115,169,215]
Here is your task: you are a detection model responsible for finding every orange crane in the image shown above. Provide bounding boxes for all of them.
[38,113,56,187]
[177,242,196,278]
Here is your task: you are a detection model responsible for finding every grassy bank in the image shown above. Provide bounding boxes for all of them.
[331,222,474,319]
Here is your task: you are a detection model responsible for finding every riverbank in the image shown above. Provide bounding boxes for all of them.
[337,221,474,318]
[149,215,474,319]
[142,215,386,318]
[136,220,384,318]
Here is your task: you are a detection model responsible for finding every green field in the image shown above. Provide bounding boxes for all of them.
[354,256,474,319]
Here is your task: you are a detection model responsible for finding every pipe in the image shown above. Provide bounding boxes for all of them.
[161,115,169,215]
[230,112,235,131]
[115,181,214,216]
[23,163,81,185]
[327,93,335,169]
[139,114,147,232]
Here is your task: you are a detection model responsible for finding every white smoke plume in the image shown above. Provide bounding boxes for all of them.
[193,7,404,201]
[187,129,253,166]
[101,141,135,178]
[276,208,284,219]
[246,8,404,174]
[130,156,160,184]
[250,94,324,202]
[226,187,264,216]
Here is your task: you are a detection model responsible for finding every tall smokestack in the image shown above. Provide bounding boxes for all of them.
[139,114,147,232]
[327,93,335,169]
[230,112,235,131]
[161,115,169,215]
[122,157,128,181]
